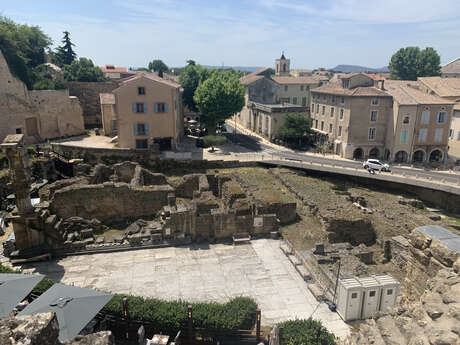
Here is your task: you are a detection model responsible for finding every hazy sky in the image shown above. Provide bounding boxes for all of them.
[2,0,460,69]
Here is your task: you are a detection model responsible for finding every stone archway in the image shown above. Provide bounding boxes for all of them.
[353,148,364,160]
[384,149,391,161]
[412,150,425,163]
[395,150,408,163]
[369,147,379,159]
[429,149,443,163]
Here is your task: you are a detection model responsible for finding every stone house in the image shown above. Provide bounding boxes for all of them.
[418,76,460,163]
[100,73,184,150]
[310,74,454,164]
[100,64,136,80]
[0,51,85,144]
[440,57,460,78]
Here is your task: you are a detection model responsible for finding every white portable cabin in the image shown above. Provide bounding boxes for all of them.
[336,277,363,321]
[374,275,400,312]
[358,277,381,319]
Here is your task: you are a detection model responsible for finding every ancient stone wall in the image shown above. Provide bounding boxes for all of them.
[256,202,296,224]
[66,81,119,129]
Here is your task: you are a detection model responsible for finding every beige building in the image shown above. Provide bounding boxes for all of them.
[418,77,460,161]
[310,74,454,164]
[441,58,460,78]
[0,51,85,144]
[100,73,183,150]
[100,65,136,79]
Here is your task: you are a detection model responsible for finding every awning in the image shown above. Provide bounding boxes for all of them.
[312,128,328,135]
[0,273,44,317]
[19,283,113,341]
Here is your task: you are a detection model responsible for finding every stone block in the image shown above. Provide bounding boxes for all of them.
[95,237,105,244]
[430,241,459,267]
[409,230,432,250]
[80,228,94,239]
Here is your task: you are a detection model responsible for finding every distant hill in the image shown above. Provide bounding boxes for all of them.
[203,66,263,72]
[330,65,390,73]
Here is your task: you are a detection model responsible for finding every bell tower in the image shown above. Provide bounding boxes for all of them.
[275,52,290,76]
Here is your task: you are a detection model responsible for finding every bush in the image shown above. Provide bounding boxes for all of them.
[203,135,227,151]
[278,319,335,345]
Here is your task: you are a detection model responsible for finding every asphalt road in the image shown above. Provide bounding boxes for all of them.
[224,123,460,185]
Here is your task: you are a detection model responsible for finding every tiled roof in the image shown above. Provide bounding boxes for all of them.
[311,81,390,97]
[418,76,460,98]
[385,80,455,105]
[272,76,320,85]
[101,65,127,73]
[118,72,181,89]
[441,58,460,74]
[99,93,115,105]
[239,67,271,85]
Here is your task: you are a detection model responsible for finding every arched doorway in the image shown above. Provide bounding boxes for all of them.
[412,150,425,163]
[429,150,443,163]
[395,151,408,163]
[384,149,390,161]
[353,148,364,160]
[369,147,379,159]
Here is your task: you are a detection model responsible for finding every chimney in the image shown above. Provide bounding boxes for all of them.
[380,80,385,90]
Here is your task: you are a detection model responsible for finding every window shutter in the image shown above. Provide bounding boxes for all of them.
[165,103,169,113]
[144,103,147,113]
[145,123,150,135]
[133,124,138,136]
[132,103,137,113]
[154,103,159,113]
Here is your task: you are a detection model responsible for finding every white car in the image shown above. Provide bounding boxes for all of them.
[362,159,391,172]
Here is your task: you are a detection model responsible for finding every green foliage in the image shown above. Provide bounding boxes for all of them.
[148,59,169,77]
[203,135,227,150]
[278,319,335,345]
[103,295,257,334]
[62,57,106,82]
[179,64,211,112]
[277,113,313,149]
[194,70,245,134]
[30,64,65,90]
[53,31,77,67]
[389,47,441,80]
[0,16,52,88]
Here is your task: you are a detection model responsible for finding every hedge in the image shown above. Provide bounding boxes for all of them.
[278,319,335,345]
[0,264,257,334]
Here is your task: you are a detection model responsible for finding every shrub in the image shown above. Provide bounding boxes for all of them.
[278,319,335,345]
[203,135,227,151]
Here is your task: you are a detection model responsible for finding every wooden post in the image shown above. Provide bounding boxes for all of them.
[188,305,193,342]
[256,309,261,342]
[122,297,129,340]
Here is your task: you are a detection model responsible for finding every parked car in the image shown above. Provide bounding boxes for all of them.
[362,159,391,172]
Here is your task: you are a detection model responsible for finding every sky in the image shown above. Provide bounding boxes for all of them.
[1,0,460,70]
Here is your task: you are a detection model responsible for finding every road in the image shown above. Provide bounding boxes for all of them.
[224,123,460,185]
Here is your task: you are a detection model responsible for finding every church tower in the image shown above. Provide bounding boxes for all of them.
[275,52,290,76]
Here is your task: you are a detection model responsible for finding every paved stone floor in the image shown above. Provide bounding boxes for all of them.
[22,239,350,338]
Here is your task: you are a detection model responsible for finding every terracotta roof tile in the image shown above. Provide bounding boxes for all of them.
[418,76,460,98]
[272,76,320,85]
[385,80,455,105]
[239,67,271,85]
[311,81,389,97]
[101,65,128,73]
[441,58,460,74]
[118,72,181,89]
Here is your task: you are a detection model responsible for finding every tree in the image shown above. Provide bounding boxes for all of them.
[203,135,227,152]
[179,64,211,112]
[53,31,77,67]
[186,59,196,66]
[193,70,245,134]
[62,57,105,82]
[278,319,335,345]
[148,59,168,77]
[389,47,441,80]
[30,64,65,90]
[277,113,313,149]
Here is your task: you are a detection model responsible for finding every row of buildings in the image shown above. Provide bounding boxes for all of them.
[236,54,460,165]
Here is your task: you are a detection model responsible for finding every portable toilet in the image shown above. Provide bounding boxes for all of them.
[357,276,381,319]
[336,277,363,321]
[374,275,400,312]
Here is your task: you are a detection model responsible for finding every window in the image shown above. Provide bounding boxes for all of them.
[419,128,427,142]
[316,104,319,113]
[133,123,149,136]
[284,85,288,91]
[338,126,342,136]
[302,97,307,106]
[400,130,408,144]
[403,116,409,124]
[332,96,336,103]
[138,87,145,95]
[136,139,148,149]
[369,291,376,297]
[340,109,344,120]
[15,128,22,134]
[133,103,146,113]
[315,120,318,128]
[343,79,349,88]
[300,85,304,91]
[311,103,314,111]
[435,128,443,142]
[387,289,393,296]
[368,127,376,140]
[437,111,447,123]
[154,103,169,113]
[371,98,379,105]
[331,107,335,117]
[322,106,325,115]
[421,111,430,124]
[321,121,324,131]
[329,124,333,133]
[293,97,297,104]
[370,111,377,122]
[351,292,358,299]
[450,129,454,138]
[340,96,345,104]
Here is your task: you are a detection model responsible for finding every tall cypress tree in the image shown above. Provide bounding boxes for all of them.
[54,31,76,66]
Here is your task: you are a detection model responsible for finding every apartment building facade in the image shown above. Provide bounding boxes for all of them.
[441,58,460,78]
[100,73,183,150]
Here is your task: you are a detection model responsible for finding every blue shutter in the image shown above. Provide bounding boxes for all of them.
[145,123,150,135]
[133,124,138,136]
[144,103,147,113]
[132,103,137,113]
[154,103,159,113]
[165,103,169,113]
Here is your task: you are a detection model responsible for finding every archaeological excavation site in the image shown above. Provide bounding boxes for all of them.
[1,134,459,345]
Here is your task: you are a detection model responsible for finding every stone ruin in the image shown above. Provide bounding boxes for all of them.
[2,136,289,257]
